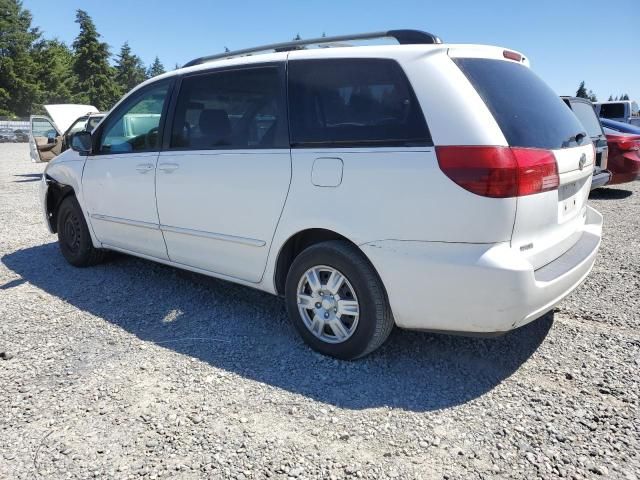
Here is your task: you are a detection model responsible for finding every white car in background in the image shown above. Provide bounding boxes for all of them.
[29,104,104,163]
[38,30,603,359]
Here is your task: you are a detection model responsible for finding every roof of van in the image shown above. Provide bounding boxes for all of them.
[149,43,527,82]
[115,43,528,114]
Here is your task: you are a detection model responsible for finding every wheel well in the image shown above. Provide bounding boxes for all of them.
[45,177,75,233]
[274,228,356,295]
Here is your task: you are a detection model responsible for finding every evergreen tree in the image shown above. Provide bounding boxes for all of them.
[575,81,588,99]
[587,90,597,102]
[621,93,630,101]
[32,39,77,109]
[608,95,614,101]
[0,0,40,117]
[72,10,120,111]
[115,42,146,91]
[146,56,165,78]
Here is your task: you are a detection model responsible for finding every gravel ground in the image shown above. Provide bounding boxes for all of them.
[0,142,638,480]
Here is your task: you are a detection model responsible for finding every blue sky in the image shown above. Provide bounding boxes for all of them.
[24,0,639,101]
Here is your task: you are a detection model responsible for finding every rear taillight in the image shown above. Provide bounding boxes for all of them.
[617,139,640,152]
[436,146,559,198]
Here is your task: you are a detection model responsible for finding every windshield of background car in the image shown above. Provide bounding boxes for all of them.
[86,116,103,132]
[454,58,588,149]
[599,103,626,118]
[67,117,89,135]
[569,101,604,138]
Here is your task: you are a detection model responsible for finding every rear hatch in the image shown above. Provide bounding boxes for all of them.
[563,98,608,169]
[452,55,595,270]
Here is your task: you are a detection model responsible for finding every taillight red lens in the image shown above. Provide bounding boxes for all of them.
[512,148,560,195]
[436,146,559,198]
[617,139,640,152]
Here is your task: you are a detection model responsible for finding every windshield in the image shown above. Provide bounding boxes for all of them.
[569,101,604,138]
[454,58,587,149]
[67,117,89,135]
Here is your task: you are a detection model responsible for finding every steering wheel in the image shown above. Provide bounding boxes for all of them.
[145,127,159,149]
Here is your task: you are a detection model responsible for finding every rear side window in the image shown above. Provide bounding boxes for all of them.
[454,58,587,150]
[288,58,431,147]
[170,66,286,150]
[569,101,604,138]
[599,103,626,119]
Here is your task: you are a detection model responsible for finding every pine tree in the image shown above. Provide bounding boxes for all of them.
[115,42,146,91]
[608,95,614,101]
[0,0,40,117]
[146,56,165,78]
[621,93,630,101]
[575,81,588,99]
[72,10,120,111]
[32,39,78,109]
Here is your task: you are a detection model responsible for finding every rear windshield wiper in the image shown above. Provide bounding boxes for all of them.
[562,131,588,147]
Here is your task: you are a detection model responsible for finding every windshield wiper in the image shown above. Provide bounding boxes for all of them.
[562,131,588,147]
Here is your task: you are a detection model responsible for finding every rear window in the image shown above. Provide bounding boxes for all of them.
[599,103,626,119]
[569,101,604,138]
[454,58,587,150]
[288,58,431,147]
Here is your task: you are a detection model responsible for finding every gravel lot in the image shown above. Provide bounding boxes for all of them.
[0,142,638,480]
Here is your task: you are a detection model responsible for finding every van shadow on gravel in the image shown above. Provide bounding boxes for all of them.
[589,188,633,200]
[2,243,552,412]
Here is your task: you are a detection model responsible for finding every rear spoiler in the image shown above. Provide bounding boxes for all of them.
[447,46,530,67]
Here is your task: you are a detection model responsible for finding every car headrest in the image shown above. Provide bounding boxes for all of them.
[199,109,231,143]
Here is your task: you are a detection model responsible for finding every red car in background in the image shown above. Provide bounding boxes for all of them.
[600,119,640,185]
[603,131,640,185]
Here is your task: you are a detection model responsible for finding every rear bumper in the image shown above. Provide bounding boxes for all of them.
[590,168,612,190]
[609,153,640,185]
[361,206,603,333]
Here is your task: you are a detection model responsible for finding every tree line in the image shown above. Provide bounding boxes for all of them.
[575,81,630,103]
[0,0,167,118]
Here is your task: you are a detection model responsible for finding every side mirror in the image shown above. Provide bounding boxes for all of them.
[71,131,92,155]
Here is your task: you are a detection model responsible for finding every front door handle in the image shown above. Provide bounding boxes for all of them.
[136,163,154,173]
[158,162,179,173]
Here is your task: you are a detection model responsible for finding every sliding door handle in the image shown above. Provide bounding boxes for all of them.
[158,162,179,173]
[136,163,154,173]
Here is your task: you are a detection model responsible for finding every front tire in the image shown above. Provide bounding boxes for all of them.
[56,196,105,267]
[285,240,394,360]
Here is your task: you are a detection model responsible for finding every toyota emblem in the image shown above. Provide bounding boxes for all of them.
[578,153,587,171]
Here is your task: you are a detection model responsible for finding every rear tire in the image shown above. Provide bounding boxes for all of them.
[285,240,394,360]
[56,196,105,267]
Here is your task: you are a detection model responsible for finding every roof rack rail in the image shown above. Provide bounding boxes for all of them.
[182,29,442,68]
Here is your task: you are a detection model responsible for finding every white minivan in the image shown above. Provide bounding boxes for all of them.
[40,30,603,359]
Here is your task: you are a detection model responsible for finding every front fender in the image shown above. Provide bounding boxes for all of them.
[41,155,99,247]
